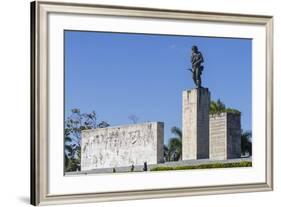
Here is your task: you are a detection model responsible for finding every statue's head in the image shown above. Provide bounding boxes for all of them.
[192,45,198,52]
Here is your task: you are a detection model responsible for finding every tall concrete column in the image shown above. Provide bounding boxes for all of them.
[182,88,210,160]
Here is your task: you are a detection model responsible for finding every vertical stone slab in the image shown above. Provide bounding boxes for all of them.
[227,113,241,159]
[182,88,210,160]
[209,113,227,160]
[156,122,164,163]
[209,113,241,160]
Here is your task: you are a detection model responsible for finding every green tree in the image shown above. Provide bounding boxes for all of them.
[210,99,240,115]
[64,108,109,172]
[241,131,252,156]
[167,126,182,161]
[210,99,226,114]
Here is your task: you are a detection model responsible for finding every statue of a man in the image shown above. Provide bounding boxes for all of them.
[189,45,204,88]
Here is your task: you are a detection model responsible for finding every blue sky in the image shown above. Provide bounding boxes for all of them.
[65,31,252,143]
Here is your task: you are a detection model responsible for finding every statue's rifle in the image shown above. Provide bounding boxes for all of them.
[185,68,193,73]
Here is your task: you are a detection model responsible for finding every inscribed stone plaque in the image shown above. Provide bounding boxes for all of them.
[81,122,164,171]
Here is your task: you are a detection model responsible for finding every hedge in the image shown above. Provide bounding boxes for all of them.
[150,161,252,171]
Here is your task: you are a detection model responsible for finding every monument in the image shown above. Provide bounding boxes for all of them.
[182,46,210,160]
[210,112,241,160]
[81,122,164,171]
[78,45,243,174]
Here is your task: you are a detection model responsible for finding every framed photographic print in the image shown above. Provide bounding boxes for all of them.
[31,0,273,205]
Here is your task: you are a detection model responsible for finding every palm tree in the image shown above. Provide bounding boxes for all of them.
[241,131,252,156]
[171,126,182,139]
[167,127,182,161]
[210,99,240,115]
[210,99,226,114]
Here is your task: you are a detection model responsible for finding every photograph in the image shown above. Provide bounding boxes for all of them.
[63,31,253,175]
[30,2,273,205]
[0,0,278,206]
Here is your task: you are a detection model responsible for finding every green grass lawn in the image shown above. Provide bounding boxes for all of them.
[150,161,252,171]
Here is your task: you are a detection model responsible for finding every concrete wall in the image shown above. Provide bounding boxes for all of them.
[209,113,227,160]
[209,113,241,160]
[182,88,210,160]
[227,113,242,159]
[81,122,164,171]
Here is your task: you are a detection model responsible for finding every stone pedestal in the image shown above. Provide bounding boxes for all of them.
[182,88,210,160]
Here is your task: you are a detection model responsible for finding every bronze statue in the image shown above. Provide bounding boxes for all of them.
[188,45,204,88]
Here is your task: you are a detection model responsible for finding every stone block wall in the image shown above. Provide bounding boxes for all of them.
[209,113,241,160]
[81,122,164,171]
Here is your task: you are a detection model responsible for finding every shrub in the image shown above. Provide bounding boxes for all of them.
[150,161,252,171]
